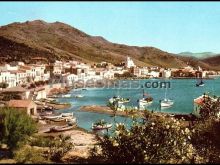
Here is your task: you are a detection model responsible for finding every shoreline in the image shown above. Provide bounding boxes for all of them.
[79,105,141,117]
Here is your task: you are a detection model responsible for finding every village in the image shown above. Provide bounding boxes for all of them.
[0,56,220,113]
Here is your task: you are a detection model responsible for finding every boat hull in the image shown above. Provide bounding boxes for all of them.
[92,124,112,130]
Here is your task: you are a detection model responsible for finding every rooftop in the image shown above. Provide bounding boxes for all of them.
[7,99,35,108]
[1,86,28,93]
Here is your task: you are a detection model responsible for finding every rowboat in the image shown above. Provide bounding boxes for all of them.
[61,112,73,117]
[43,114,62,119]
[49,117,66,122]
[92,119,112,130]
[50,124,75,132]
[75,94,84,98]
[92,124,112,130]
[61,94,72,98]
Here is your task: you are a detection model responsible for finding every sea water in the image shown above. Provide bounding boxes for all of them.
[57,78,220,132]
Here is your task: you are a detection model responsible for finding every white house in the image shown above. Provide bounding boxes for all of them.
[148,71,160,78]
[125,56,135,68]
[0,71,17,88]
[162,69,172,78]
[62,73,78,86]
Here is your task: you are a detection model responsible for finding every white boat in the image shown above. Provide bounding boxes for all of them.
[160,99,174,107]
[43,113,62,119]
[196,77,205,87]
[67,117,77,124]
[50,117,66,122]
[109,96,130,104]
[75,94,84,98]
[139,98,153,105]
[61,112,73,117]
[160,87,174,107]
[92,124,112,130]
[92,119,112,130]
[138,87,153,106]
[50,124,75,132]
[61,94,72,98]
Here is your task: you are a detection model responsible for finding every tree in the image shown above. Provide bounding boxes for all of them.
[46,134,74,162]
[0,82,9,89]
[0,108,37,150]
[90,111,195,164]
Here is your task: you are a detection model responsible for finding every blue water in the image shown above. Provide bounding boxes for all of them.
[56,78,220,132]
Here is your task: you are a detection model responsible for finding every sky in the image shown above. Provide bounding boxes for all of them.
[0,2,220,54]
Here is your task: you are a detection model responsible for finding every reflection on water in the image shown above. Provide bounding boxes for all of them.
[57,78,220,132]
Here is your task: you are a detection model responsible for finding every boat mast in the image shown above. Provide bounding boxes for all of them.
[164,87,167,100]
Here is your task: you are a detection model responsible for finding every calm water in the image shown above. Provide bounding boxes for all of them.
[57,78,220,132]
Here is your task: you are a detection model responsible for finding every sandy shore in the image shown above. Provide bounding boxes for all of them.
[37,121,97,162]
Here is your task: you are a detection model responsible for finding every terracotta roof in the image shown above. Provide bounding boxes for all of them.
[19,65,32,70]
[7,100,35,108]
[194,97,204,105]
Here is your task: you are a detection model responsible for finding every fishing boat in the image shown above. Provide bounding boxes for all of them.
[61,112,74,117]
[92,119,112,130]
[160,99,174,107]
[160,87,174,107]
[82,88,87,90]
[43,113,62,119]
[61,94,72,98]
[109,96,130,104]
[50,124,75,132]
[196,79,204,87]
[75,94,84,98]
[49,117,66,122]
[67,117,77,125]
[138,87,153,106]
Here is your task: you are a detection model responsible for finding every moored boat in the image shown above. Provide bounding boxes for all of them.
[160,87,174,108]
[109,96,130,104]
[92,119,112,130]
[75,94,84,98]
[61,94,72,98]
[138,87,153,106]
[160,99,174,107]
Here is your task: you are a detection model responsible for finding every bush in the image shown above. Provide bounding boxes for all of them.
[0,108,37,150]
[90,111,195,164]
[29,134,74,162]
[14,145,49,164]
[0,83,9,89]
[48,134,74,162]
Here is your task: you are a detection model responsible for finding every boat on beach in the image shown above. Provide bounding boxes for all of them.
[49,117,66,122]
[61,94,72,98]
[92,119,112,130]
[50,124,75,132]
[61,112,74,117]
[42,113,62,119]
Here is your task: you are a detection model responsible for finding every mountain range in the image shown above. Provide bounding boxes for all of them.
[178,52,216,59]
[0,20,219,70]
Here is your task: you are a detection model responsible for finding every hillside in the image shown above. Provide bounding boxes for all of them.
[178,51,216,59]
[202,55,220,68]
[0,20,218,70]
